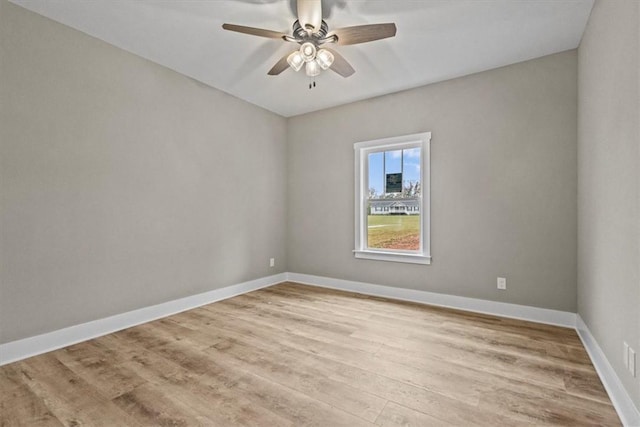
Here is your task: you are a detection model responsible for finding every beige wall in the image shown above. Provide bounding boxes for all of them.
[0,1,288,344]
[577,0,640,409]
[288,51,578,312]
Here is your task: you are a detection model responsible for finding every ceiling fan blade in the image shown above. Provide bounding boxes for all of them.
[267,53,292,76]
[324,48,355,78]
[297,0,322,33]
[329,23,397,46]
[222,23,287,40]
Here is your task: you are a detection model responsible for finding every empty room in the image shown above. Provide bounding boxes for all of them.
[1,0,639,425]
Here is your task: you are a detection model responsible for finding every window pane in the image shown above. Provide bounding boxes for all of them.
[368,152,384,198]
[384,150,402,174]
[367,147,421,251]
[403,148,420,185]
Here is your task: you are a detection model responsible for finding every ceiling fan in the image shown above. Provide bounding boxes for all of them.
[222,0,396,80]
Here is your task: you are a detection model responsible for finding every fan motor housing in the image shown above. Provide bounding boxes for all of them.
[292,19,329,42]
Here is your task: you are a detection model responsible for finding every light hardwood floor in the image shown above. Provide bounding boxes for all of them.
[0,282,620,426]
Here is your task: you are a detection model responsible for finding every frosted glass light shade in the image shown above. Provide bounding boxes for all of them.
[305,60,321,77]
[300,42,317,62]
[316,49,334,70]
[287,51,304,72]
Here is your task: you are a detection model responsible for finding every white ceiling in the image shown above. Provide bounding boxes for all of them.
[10,0,593,117]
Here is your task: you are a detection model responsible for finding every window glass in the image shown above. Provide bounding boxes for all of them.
[367,148,421,251]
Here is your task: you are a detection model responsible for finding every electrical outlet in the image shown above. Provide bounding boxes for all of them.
[629,347,636,377]
[269,258,275,268]
[624,342,630,368]
[497,277,506,290]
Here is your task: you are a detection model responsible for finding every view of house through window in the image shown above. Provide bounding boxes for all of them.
[354,132,430,264]
[367,148,421,250]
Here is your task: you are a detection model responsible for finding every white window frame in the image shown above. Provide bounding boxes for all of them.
[353,132,431,265]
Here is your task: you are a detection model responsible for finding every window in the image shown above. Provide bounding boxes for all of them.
[354,132,431,264]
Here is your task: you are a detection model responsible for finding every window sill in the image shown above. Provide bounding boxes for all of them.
[353,250,431,265]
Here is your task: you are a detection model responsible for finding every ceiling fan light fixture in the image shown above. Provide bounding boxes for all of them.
[287,51,304,72]
[316,49,334,70]
[300,42,317,62]
[223,0,397,80]
[305,60,321,77]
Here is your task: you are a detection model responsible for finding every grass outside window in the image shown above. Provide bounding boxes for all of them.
[367,215,420,250]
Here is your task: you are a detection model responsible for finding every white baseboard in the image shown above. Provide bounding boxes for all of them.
[286,272,576,328]
[0,273,287,366]
[576,315,640,427]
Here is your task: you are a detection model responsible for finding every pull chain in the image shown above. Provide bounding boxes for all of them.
[308,78,317,89]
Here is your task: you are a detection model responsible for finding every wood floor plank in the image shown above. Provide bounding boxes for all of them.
[53,341,147,399]
[148,336,372,426]
[164,309,388,422]
[0,365,62,427]
[257,285,595,387]
[17,355,142,426]
[143,367,291,427]
[187,296,569,407]
[374,401,452,426]
[191,303,487,405]
[563,369,613,404]
[477,385,620,425]
[0,281,621,426]
[208,337,388,422]
[197,299,385,355]
[372,338,567,390]
[183,307,506,425]
[264,285,576,364]
[191,347,376,427]
[113,383,210,426]
[272,283,582,346]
